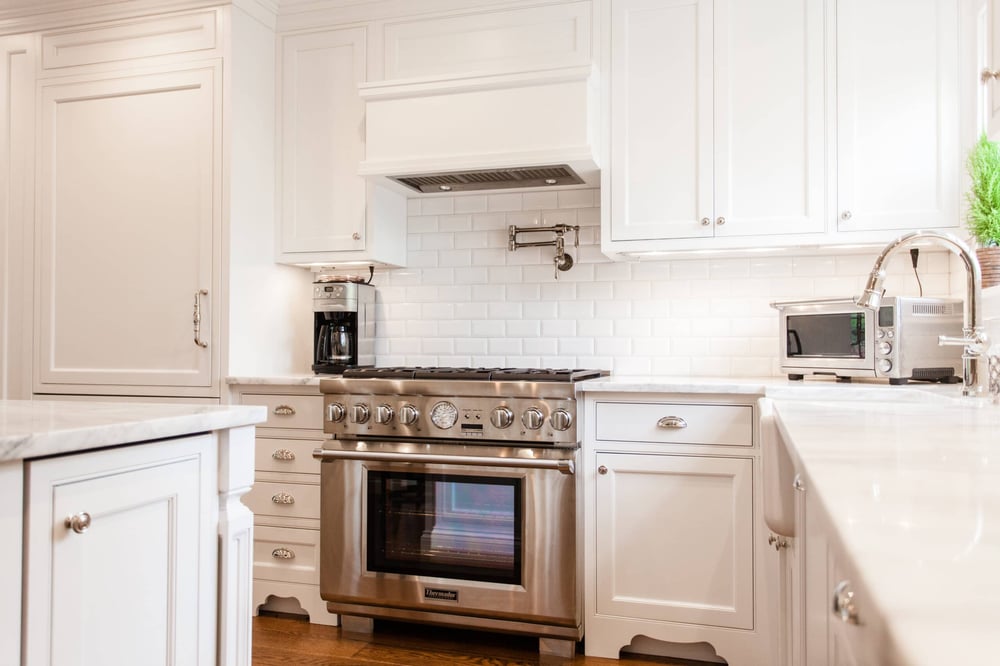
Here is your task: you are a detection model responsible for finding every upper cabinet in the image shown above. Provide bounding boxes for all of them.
[835,0,960,234]
[980,0,1000,139]
[602,0,826,255]
[276,27,406,267]
[601,0,965,258]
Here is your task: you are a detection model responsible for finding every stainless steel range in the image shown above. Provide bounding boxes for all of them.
[312,367,606,656]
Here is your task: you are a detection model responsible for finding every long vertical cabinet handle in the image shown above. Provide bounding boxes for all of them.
[193,289,209,348]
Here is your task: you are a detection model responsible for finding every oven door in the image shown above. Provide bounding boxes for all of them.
[314,440,580,631]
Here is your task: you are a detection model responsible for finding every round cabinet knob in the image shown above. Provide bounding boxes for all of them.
[522,408,544,430]
[832,580,860,625]
[700,217,711,226]
[716,216,726,226]
[792,474,805,492]
[598,465,608,475]
[841,210,853,221]
[350,404,370,424]
[352,232,361,241]
[399,404,419,426]
[878,359,893,374]
[549,409,573,431]
[65,512,92,534]
[375,404,394,425]
[328,403,346,423]
[491,406,515,429]
[878,341,892,356]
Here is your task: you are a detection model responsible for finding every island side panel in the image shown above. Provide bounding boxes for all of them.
[0,460,22,666]
[217,424,256,666]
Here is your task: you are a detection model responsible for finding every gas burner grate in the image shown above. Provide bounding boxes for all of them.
[341,367,608,383]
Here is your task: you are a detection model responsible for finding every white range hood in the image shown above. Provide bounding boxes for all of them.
[358,66,600,195]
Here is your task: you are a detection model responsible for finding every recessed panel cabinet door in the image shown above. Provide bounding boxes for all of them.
[23,435,216,666]
[35,65,220,394]
[594,452,754,629]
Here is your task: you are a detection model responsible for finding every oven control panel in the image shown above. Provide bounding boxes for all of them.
[323,394,579,446]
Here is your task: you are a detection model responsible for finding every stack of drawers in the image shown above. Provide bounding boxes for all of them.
[234,384,337,626]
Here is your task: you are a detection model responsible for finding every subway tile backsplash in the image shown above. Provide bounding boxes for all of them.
[372,189,955,376]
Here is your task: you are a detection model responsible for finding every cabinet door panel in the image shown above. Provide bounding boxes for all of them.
[837,0,959,232]
[36,65,219,391]
[609,0,713,242]
[24,435,216,666]
[595,452,753,629]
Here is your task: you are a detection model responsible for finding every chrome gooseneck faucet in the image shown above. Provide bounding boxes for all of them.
[856,230,988,396]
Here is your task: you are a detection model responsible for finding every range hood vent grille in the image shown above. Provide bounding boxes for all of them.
[390,164,584,194]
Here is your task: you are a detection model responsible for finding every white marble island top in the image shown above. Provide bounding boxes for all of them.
[771,395,1000,666]
[0,400,267,462]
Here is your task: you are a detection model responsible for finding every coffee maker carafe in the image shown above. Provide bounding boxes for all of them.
[312,279,375,374]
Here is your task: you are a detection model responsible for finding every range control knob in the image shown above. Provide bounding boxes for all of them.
[550,409,573,431]
[522,408,544,430]
[327,402,346,423]
[375,404,394,425]
[350,404,370,424]
[491,406,515,429]
[399,404,419,426]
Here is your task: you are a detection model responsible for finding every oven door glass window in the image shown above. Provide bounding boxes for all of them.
[366,471,522,585]
[786,313,866,358]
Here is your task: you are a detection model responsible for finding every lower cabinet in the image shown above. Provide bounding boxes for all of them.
[583,395,776,666]
[22,434,218,665]
[234,383,337,626]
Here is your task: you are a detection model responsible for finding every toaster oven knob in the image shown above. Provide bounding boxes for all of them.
[399,404,420,426]
[550,409,573,431]
[878,359,893,374]
[350,404,370,424]
[375,404,394,425]
[490,406,514,429]
[522,408,544,430]
[327,402,346,423]
[878,341,892,356]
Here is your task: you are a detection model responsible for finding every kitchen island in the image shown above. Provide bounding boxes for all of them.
[0,399,266,666]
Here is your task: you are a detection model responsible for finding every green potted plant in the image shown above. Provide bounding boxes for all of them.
[966,133,1000,288]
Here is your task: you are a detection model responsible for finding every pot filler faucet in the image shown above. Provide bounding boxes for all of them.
[855,230,988,397]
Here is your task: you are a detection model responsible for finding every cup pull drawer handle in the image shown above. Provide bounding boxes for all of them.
[271,449,295,461]
[271,492,295,505]
[657,416,688,429]
[273,405,296,416]
[272,547,295,560]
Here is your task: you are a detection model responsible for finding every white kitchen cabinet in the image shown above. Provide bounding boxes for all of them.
[583,395,776,665]
[277,27,405,267]
[835,0,960,234]
[23,434,217,665]
[980,0,1000,138]
[602,0,825,254]
[234,384,338,626]
[35,62,221,396]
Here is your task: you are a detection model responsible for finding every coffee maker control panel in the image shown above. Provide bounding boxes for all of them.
[315,283,348,299]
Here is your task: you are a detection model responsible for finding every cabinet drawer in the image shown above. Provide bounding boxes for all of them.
[255,438,323,474]
[244,480,320,521]
[240,393,323,430]
[595,402,752,447]
[253,525,320,586]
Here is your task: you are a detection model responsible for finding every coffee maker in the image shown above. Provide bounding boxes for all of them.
[312,278,375,374]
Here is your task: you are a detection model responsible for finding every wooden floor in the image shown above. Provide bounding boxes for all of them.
[252,615,716,666]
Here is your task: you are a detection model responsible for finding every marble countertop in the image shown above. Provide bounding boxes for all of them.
[226,375,322,386]
[771,394,1000,666]
[0,400,267,462]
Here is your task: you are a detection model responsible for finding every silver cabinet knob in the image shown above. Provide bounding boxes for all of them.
[351,404,370,424]
[522,408,544,430]
[840,210,852,221]
[657,416,688,429]
[271,448,295,461]
[598,465,608,475]
[399,404,419,426]
[700,217,711,226]
[328,402,346,422]
[792,474,805,492]
[550,408,573,431]
[352,232,361,241]
[271,547,295,560]
[491,406,514,429]
[375,404,394,425]
[271,492,295,505]
[716,216,726,226]
[65,512,91,534]
[832,580,860,624]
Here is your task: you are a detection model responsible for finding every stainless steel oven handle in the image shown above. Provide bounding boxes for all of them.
[312,448,575,475]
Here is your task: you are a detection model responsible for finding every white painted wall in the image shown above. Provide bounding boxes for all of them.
[359,188,957,377]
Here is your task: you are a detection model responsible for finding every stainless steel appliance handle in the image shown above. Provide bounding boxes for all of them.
[312,448,575,475]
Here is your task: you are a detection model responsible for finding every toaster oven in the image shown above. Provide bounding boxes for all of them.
[771,297,965,383]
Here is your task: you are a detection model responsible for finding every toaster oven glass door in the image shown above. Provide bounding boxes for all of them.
[786,312,866,358]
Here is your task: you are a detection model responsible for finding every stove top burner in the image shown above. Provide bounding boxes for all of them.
[340,367,608,382]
